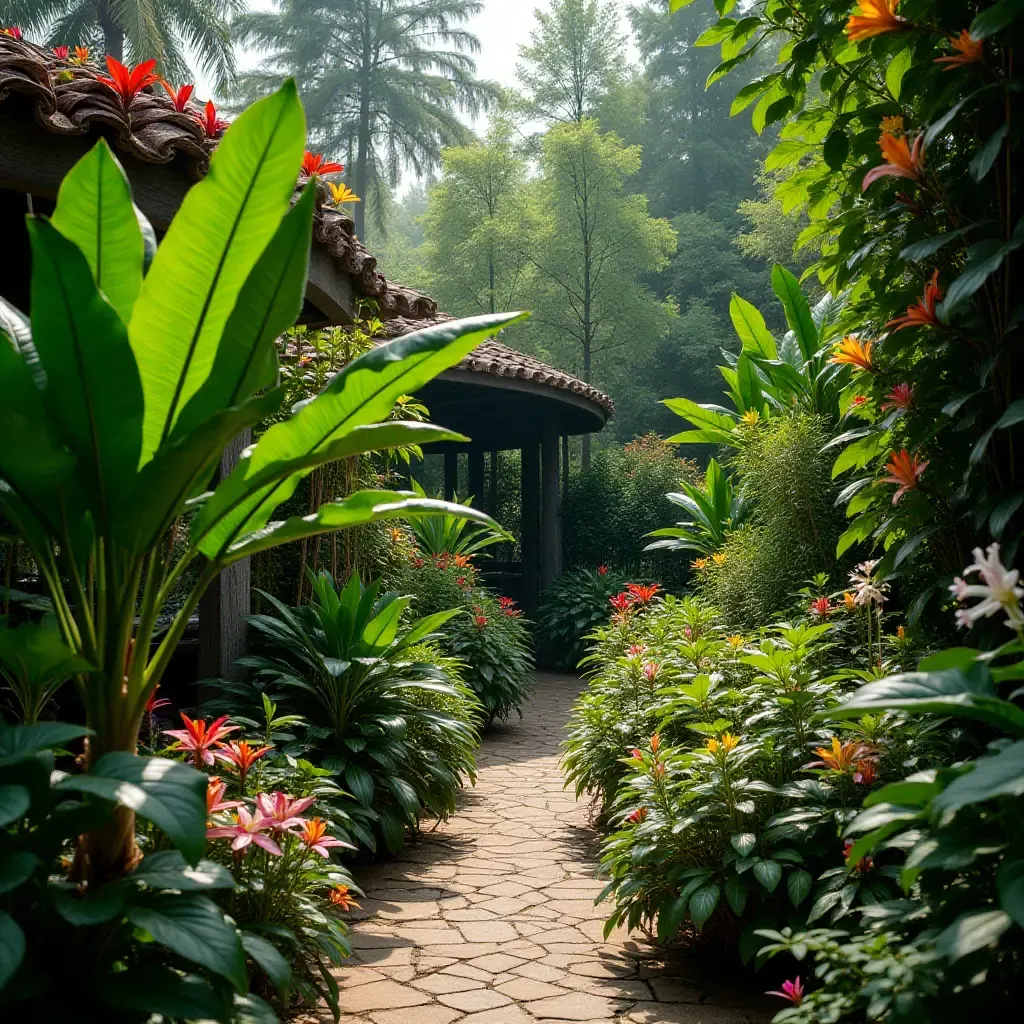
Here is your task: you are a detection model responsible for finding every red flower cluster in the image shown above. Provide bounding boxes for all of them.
[809,596,833,619]
[301,151,344,177]
[97,56,158,111]
[627,582,661,604]
[596,564,608,575]
[194,99,229,138]
[472,604,488,629]
[160,80,194,112]
[52,45,69,59]
[498,596,522,618]
[626,807,648,824]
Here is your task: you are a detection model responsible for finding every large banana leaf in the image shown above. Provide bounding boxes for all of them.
[128,81,306,462]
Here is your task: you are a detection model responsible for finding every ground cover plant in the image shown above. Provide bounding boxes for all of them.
[0,74,520,1018]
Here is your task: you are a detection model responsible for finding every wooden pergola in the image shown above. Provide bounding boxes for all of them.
[0,37,612,683]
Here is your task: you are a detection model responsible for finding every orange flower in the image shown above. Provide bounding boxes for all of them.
[887,270,942,331]
[650,733,661,754]
[691,557,709,570]
[806,736,878,775]
[880,115,904,135]
[302,151,344,177]
[831,337,876,372]
[846,0,906,43]
[880,449,928,504]
[863,132,925,190]
[843,591,857,611]
[328,884,360,911]
[72,45,90,64]
[936,30,983,69]
[454,554,472,568]
[626,806,649,824]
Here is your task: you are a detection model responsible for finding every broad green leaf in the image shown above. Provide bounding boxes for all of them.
[28,217,144,533]
[689,883,721,930]
[724,875,748,915]
[58,753,208,865]
[771,265,817,361]
[50,880,126,924]
[242,932,292,993]
[0,722,92,766]
[0,851,39,895]
[730,294,777,358]
[104,966,225,1019]
[936,910,1011,961]
[0,786,30,827]
[51,139,143,323]
[170,182,316,444]
[127,893,247,992]
[731,832,757,857]
[129,81,306,462]
[885,48,913,100]
[752,858,782,892]
[900,227,974,262]
[345,762,375,806]
[944,225,1024,315]
[0,621,93,687]
[836,512,878,557]
[997,858,1024,928]
[971,0,1024,39]
[656,895,689,942]
[819,667,1024,736]
[822,128,848,170]
[0,911,26,988]
[192,312,525,558]
[971,124,1008,182]
[788,869,812,907]
[932,741,1024,815]
[130,850,236,891]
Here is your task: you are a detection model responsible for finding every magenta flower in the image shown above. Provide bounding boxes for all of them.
[256,791,316,833]
[206,806,281,855]
[767,976,805,1006]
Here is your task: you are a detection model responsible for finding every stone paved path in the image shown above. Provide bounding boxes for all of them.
[321,674,773,1024]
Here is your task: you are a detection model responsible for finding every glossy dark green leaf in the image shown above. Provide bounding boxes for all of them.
[130,850,237,891]
[0,785,30,826]
[823,128,849,171]
[345,762,375,806]
[936,909,1011,960]
[0,911,25,988]
[50,880,126,924]
[242,932,293,993]
[656,894,689,942]
[770,264,817,361]
[724,875,749,915]
[944,226,1024,315]
[970,0,1024,39]
[0,851,39,895]
[752,858,782,892]
[58,753,208,865]
[971,124,1008,182]
[0,722,92,766]
[51,139,143,323]
[103,966,227,1019]
[932,741,1024,815]
[730,832,757,857]
[788,868,812,907]
[127,893,247,992]
[900,226,974,262]
[129,81,306,462]
[27,217,144,530]
[689,883,721,930]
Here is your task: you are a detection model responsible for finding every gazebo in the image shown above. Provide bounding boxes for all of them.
[0,37,612,677]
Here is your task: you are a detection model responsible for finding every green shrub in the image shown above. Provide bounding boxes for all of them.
[563,434,700,587]
[534,566,630,671]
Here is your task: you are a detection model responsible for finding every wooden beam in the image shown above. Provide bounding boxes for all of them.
[467,449,485,511]
[521,442,540,610]
[443,449,458,501]
[541,431,562,590]
[198,431,251,683]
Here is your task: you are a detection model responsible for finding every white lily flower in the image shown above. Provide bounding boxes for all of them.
[949,543,1024,630]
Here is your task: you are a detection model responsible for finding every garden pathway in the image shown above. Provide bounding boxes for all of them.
[318,673,774,1024]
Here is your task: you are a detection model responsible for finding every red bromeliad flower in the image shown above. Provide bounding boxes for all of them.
[936,30,983,69]
[843,839,874,873]
[596,564,608,575]
[207,806,281,855]
[887,270,942,331]
[300,817,351,857]
[97,56,158,111]
[881,449,928,504]
[626,807,648,824]
[160,80,194,112]
[767,977,805,1006]
[609,592,634,613]
[629,747,644,760]
[206,777,243,816]
[215,740,272,789]
[881,383,914,412]
[164,713,239,767]
[809,596,833,619]
[145,684,171,715]
[301,151,344,177]
[255,791,315,832]
[627,582,661,604]
[863,131,925,190]
[52,45,69,59]
[328,884,360,911]
[2,26,23,40]
[194,99,229,138]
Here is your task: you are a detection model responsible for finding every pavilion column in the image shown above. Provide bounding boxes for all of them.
[443,449,458,501]
[541,429,562,590]
[468,448,485,510]
[561,435,570,505]
[199,431,250,682]
[489,450,499,518]
[521,441,540,610]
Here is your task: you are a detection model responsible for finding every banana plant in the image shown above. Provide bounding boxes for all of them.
[645,458,747,556]
[0,80,521,883]
[664,265,848,449]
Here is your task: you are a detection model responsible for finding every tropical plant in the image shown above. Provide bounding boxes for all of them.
[406,480,511,558]
[688,0,1024,622]
[534,565,629,671]
[664,267,848,449]
[0,721,266,1018]
[0,79,518,889]
[0,0,239,84]
[646,457,747,557]
[0,616,90,722]
[241,571,478,852]
[231,0,498,237]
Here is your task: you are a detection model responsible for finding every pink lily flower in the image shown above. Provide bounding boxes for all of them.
[256,791,316,833]
[767,976,804,1005]
[207,806,281,855]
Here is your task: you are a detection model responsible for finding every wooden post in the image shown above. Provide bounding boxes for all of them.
[443,449,458,501]
[468,449,485,510]
[541,430,562,590]
[561,435,570,505]
[521,441,540,610]
[198,431,251,682]
[489,450,499,518]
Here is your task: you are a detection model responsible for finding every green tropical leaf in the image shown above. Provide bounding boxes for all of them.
[0,722,92,766]
[787,869,812,907]
[103,966,226,1019]
[688,883,721,930]
[771,265,818,362]
[0,851,39,895]
[50,139,143,324]
[130,850,236,891]
[730,294,777,359]
[242,932,293,993]
[997,858,1024,928]
[752,858,782,892]
[936,910,1011,961]
[128,81,306,462]
[0,786,30,827]
[0,911,26,988]
[931,741,1024,815]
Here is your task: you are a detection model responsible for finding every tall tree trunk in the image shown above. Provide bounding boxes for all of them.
[99,2,123,62]
[581,338,591,471]
[353,5,373,240]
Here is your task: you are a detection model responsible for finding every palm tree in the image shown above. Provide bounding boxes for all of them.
[0,0,239,86]
[232,0,498,238]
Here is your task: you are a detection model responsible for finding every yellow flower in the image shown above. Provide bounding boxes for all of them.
[712,552,728,566]
[720,733,741,752]
[741,409,760,426]
[880,115,904,134]
[705,738,720,754]
[897,625,906,640]
[843,591,857,611]
[831,337,876,372]
[726,634,745,648]
[328,181,361,206]
[691,557,710,570]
